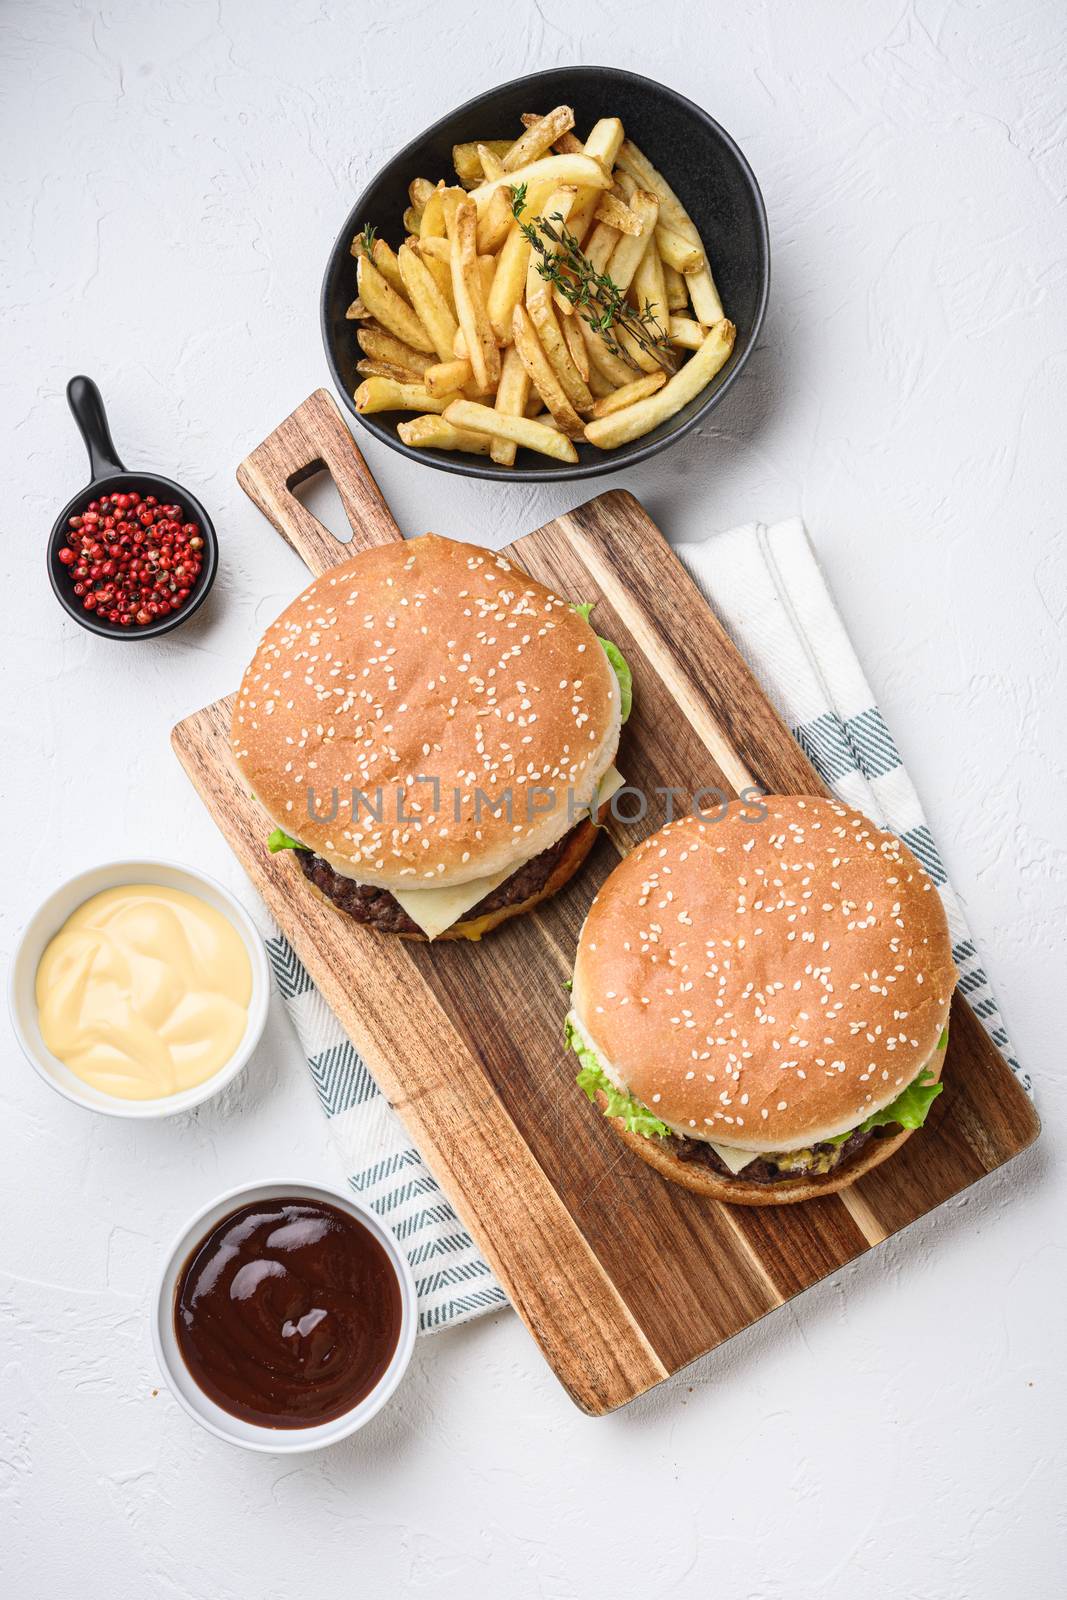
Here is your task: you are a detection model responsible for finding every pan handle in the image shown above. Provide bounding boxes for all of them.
[67,376,126,481]
[236,390,401,575]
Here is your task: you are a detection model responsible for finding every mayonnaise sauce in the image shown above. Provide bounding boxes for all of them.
[35,885,253,1100]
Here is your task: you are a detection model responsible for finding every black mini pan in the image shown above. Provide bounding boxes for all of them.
[47,376,219,640]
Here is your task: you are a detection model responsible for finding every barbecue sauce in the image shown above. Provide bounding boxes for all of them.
[174,1197,402,1427]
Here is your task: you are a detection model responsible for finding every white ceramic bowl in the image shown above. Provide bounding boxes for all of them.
[8,859,271,1118]
[152,1180,417,1452]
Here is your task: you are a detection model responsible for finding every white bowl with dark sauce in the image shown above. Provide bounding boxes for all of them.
[152,1180,417,1452]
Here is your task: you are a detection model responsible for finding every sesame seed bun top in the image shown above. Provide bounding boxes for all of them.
[231,535,620,889]
[572,796,956,1152]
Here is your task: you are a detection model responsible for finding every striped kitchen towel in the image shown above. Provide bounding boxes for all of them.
[264,515,1027,1336]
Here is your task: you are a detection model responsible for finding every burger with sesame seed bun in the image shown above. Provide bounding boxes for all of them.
[566,795,956,1204]
[231,534,631,941]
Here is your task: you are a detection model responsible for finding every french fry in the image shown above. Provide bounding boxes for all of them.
[345,297,370,320]
[418,235,450,263]
[409,178,437,212]
[453,139,512,188]
[449,200,500,392]
[613,167,637,201]
[442,398,579,464]
[357,324,434,377]
[523,186,577,304]
[561,310,589,382]
[668,315,706,349]
[351,233,410,302]
[490,345,530,466]
[685,264,725,325]
[357,255,436,353]
[511,303,584,436]
[425,358,473,397]
[402,206,422,235]
[477,142,506,181]
[591,370,666,417]
[485,177,557,343]
[479,254,496,301]
[357,358,420,382]
[476,186,513,254]
[582,220,620,274]
[615,323,663,376]
[412,241,455,313]
[397,415,492,455]
[487,226,529,343]
[502,106,575,171]
[373,239,409,299]
[578,315,640,386]
[594,192,644,236]
[453,326,467,359]
[605,190,659,293]
[397,243,458,364]
[630,236,669,341]
[526,286,594,416]
[419,185,448,240]
[656,224,704,276]
[663,261,689,311]
[519,113,586,157]
[583,116,625,169]
[354,377,463,415]
[585,364,615,399]
[468,153,610,216]
[563,194,602,248]
[435,185,467,238]
[584,320,735,447]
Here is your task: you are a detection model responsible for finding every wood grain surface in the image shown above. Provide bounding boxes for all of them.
[173,390,1039,1413]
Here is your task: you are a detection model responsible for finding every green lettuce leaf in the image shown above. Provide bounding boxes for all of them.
[267,827,308,853]
[598,636,633,722]
[861,1065,944,1132]
[570,601,632,723]
[827,1050,946,1146]
[565,1015,670,1139]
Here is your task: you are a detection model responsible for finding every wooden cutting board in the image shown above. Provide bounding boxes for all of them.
[173,390,1039,1414]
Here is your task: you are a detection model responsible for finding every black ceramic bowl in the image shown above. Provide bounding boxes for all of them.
[321,65,769,483]
[48,377,219,640]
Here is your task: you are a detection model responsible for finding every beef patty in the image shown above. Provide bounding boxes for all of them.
[295,821,588,936]
[670,1124,891,1185]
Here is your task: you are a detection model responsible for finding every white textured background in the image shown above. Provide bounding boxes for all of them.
[2,2,1066,1595]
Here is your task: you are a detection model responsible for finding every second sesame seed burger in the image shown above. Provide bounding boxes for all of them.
[566,795,957,1205]
[231,534,631,941]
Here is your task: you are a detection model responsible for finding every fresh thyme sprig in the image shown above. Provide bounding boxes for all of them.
[510,186,677,373]
[355,222,377,257]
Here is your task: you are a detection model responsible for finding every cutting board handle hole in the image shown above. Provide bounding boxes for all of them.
[288,462,354,544]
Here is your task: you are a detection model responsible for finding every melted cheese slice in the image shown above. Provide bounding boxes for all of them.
[391,867,512,941]
[390,766,624,940]
[708,1141,759,1175]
